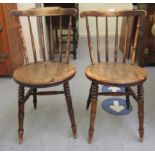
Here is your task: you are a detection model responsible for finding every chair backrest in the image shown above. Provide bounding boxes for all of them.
[11,7,77,64]
[80,9,146,65]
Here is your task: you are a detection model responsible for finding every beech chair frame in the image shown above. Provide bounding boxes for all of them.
[80,9,147,143]
[11,7,77,144]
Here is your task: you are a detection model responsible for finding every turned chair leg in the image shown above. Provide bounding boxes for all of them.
[88,82,98,144]
[18,85,25,144]
[33,88,37,109]
[64,82,77,138]
[137,84,144,142]
[125,87,130,110]
[86,82,93,110]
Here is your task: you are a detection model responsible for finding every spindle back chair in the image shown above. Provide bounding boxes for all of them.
[11,7,77,144]
[80,9,147,143]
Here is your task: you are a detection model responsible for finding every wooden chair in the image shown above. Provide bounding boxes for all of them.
[11,7,77,144]
[80,10,147,143]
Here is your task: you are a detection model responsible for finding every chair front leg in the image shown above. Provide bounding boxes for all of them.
[137,84,144,142]
[18,85,25,144]
[88,82,98,144]
[64,82,77,138]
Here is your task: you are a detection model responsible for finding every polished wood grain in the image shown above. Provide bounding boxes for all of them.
[85,63,147,85]
[13,61,76,86]
[11,7,77,144]
[80,9,146,18]
[80,9,147,144]
[11,7,77,16]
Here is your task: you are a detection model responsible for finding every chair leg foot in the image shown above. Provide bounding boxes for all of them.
[137,84,144,142]
[64,82,77,139]
[139,137,144,143]
[18,130,24,144]
[88,129,94,144]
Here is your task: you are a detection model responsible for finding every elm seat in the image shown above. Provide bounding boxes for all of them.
[85,63,147,86]
[13,61,76,86]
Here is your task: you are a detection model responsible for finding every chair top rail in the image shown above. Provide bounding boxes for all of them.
[80,9,146,18]
[10,7,77,17]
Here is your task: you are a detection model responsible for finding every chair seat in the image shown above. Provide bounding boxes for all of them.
[85,63,147,85]
[13,61,76,86]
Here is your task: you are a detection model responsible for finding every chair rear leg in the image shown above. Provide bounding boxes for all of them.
[88,82,98,144]
[18,85,25,144]
[64,82,77,138]
[33,88,37,109]
[125,87,130,110]
[137,84,144,142]
[86,82,93,110]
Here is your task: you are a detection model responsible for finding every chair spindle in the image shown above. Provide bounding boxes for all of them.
[96,16,101,63]
[66,16,72,64]
[28,16,37,63]
[86,16,94,65]
[114,16,118,63]
[105,17,109,62]
[123,16,129,63]
[58,16,62,62]
[38,16,46,61]
[49,17,54,60]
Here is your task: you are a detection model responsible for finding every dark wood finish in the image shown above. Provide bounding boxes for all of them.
[120,4,155,66]
[137,4,155,66]
[0,4,24,75]
[11,7,77,144]
[80,9,147,143]
[44,4,79,60]
[137,84,144,142]
[88,82,98,144]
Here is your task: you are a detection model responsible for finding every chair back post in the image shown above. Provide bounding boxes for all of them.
[66,15,72,64]
[131,16,141,65]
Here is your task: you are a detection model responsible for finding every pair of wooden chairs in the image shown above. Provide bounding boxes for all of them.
[11,7,147,144]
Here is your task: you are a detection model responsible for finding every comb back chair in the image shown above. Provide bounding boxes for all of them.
[11,7,77,144]
[80,9,147,143]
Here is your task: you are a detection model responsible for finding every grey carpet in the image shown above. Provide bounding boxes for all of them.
[0,37,155,150]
